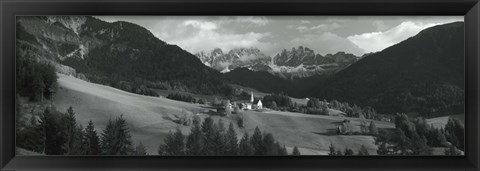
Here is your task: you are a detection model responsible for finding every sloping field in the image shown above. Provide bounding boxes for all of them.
[427,114,465,129]
[241,110,395,155]
[54,74,394,155]
[54,74,209,154]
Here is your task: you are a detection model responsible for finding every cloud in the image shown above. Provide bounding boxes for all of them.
[234,16,270,26]
[289,32,364,56]
[295,23,340,33]
[157,20,273,54]
[300,20,311,24]
[184,20,218,30]
[347,21,443,53]
[372,20,389,31]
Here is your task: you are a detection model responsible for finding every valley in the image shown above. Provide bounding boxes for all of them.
[53,73,394,155]
[15,16,466,156]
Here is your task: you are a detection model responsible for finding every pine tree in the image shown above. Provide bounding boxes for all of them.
[39,108,65,155]
[61,107,84,155]
[72,125,85,155]
[393,128,411,155]
[360,121,368,134]
[201,117,216,155]
[100,119,116,154]
[411,133,432,155]
[62,107,76,154]
[134,142,147,155]
[159,128,185,155]
[344,147,354,155]
[100,115,133,155]
[358,145,369,155]
[19,116,44,152]
[212,121,226,155]
[225,122,238,155]
[238,133,252,155]
[186,116,204,155]
[328,143,336,156]
[292,146,301,155]
[369,121,379,136]
[250,127,264,155]
[263,133,276,155]
[83,120,100,155]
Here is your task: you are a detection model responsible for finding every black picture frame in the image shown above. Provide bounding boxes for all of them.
[1,0,479,170]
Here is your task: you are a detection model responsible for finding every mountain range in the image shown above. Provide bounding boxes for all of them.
[226,22,464,117]
[196,46,360,79]
[16,16,465,117]
[194,47,271,73]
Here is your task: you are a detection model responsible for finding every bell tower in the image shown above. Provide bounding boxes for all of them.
[250,91,254,103]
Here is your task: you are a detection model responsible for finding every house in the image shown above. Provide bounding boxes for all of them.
[257,100,263,109]
[240,103,252,110]
[253,99,263,110]
[238,91,262,110]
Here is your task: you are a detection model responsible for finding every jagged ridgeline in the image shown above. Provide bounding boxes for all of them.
[16,16,230,95]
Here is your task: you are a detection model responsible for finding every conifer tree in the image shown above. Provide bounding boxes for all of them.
[212,122,226,155]
[39,108,65,155]
[276,143,288,155]
[225,122,238,155]
[100,115,133,155]
[328,143,336,156]
[186,116,204,155]
[238,133,253,155]
[292,146,301,155]
[18,116,44,153]
[344,147,354,155]
[263,133,276,155]
[358,145,369,155]
[83,120,100,155]
[62,106,78,155]
[134,142,147,155]
[201,117,216,155]
[250,127,264,155]
[369,121,379,135]
[159,128,185,155]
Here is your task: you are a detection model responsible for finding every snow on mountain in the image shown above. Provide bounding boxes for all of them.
[195,47,271,72]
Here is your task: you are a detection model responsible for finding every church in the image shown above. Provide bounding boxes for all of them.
[240,92,262,110]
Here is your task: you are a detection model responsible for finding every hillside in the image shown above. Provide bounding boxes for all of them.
[17,16,228,95]
[305,22,464,117]
[53,73,392,155]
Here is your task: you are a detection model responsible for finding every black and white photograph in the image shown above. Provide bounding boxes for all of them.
[15,16,465,156]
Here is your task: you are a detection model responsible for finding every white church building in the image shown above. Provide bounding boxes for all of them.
[240,91,262,110]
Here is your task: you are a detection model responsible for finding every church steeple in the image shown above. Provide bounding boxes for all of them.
[250,91,254,103]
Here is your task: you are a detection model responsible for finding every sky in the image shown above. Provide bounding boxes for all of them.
[95,16,463,57]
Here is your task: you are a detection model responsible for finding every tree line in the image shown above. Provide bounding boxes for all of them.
[328,143,369,156]
[112,81,159,97]
[374,113,464,155]
[166,93,202,104]
[16,106,146,155]
[16,54,57,102]
[158,117,297,156]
